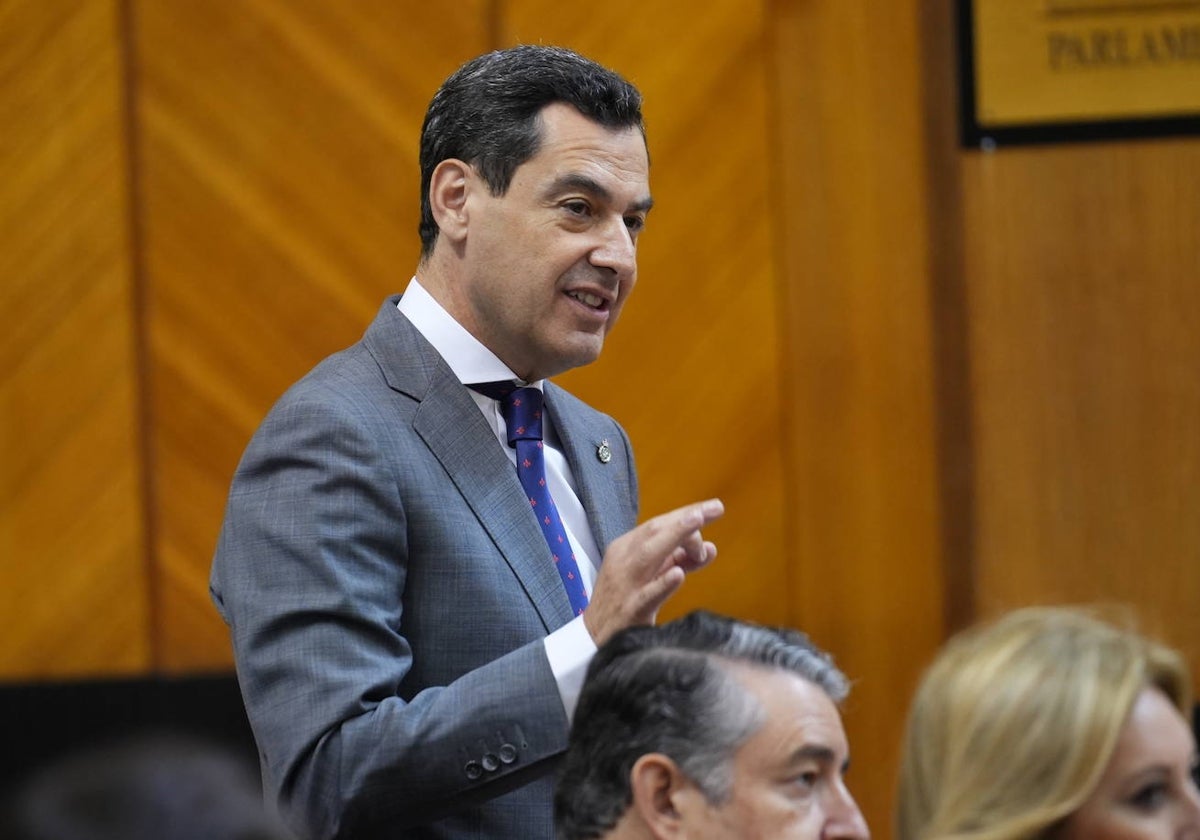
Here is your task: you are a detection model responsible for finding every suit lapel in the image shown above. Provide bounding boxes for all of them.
[363,298,574,632]
[544,385,630,555]
[414,377,575,631]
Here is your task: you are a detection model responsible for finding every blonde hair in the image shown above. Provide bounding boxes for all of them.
[896,606,1192,840]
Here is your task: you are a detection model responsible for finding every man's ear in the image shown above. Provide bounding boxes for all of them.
[427,158,472,245]
[629,753,702,838]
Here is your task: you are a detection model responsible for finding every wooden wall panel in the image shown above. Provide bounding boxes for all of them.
[504,0,792,626]
[962,140,1200,681]
[10,12,1194,840]
[0,0,149,677]
[772,0,947,833]
[133,0,490,669]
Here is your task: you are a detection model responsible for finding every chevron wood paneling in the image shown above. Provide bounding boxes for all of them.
[0,0,150,677]
[10,9,1199,838]
[504,0,792,628]
[133,0,490,669]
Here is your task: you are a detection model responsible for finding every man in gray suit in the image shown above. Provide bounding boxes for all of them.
[210,46,724,840]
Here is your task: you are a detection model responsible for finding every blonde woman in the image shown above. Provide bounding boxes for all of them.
[897,606,1199,840]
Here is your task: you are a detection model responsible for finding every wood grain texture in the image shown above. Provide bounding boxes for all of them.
[962,139,1200,679]
[0,0,150,677]
[503,0,792,627]
[133,0,490,669]
[8,19,1197,840]
[771,0,948,833]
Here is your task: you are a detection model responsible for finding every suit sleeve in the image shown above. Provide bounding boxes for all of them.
[210,387,570,839]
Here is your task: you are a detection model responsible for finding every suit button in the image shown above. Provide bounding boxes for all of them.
[498,744,517,764]
[464,761,482,780]
[482,753,499,772]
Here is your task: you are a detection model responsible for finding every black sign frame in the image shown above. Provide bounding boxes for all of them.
[957,0,1200,148]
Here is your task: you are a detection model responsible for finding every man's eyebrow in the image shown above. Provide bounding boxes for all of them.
[788,744,850,773]
[545,173,654,213]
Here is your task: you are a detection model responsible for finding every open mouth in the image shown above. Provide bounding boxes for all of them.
[566,289,608,310]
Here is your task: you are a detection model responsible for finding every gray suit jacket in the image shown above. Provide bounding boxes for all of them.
[210,297,639,839]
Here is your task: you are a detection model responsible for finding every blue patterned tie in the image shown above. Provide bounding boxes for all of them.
[470,382,590,616]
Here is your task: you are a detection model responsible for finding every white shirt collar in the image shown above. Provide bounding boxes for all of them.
[397,277,543,389]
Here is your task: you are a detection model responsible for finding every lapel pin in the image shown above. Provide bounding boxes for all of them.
[596,440,612,464]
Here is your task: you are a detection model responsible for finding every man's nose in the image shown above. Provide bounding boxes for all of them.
[590,217,636,277]
[825,786,870,840]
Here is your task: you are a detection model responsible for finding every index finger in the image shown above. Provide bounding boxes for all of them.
[634,498,724,557]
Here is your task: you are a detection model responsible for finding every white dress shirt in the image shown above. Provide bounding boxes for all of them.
[397,278,598,720]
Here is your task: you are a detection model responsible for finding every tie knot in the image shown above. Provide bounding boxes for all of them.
[502,387,543,445]
[469,382,543,446]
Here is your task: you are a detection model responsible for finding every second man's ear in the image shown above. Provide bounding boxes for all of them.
[628,753,705,838]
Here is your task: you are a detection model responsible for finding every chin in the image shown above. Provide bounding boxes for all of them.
[540,338,604,377]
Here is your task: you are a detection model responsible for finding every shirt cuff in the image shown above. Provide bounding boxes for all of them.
[543,615,597,724]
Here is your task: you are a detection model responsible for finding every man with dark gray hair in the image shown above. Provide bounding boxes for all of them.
[554,611,870,840]
[211,44,722,840]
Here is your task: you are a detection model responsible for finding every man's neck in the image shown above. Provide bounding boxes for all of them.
[413,252,464,322]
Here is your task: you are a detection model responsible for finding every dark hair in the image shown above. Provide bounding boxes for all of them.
[418,45,644,256]
[554,611,849,840]
[2,734,292,840]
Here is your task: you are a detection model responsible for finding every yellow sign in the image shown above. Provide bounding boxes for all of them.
[971,0,1200,127]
